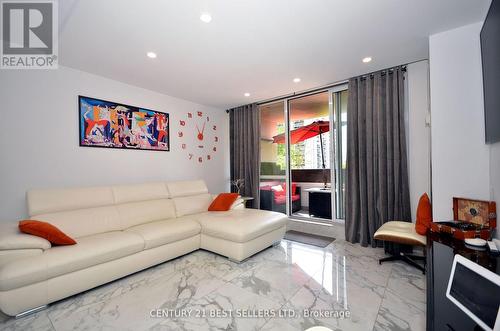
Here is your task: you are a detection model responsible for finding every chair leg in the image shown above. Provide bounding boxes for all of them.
[379,255,400,264]
[401,255,426,274]
[16,305,48,319]
[406,254,425,260]
[379,252,426,274]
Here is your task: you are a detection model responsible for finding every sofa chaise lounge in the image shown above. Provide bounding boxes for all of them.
[0,180,287,317]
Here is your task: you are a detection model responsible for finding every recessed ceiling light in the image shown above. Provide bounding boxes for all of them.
[293,77,301,83]
[362,57,372,63]
[244,92,250,97]
[147,52,157,59]
[200,13,212,23]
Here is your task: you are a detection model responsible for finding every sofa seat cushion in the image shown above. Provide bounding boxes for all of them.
[374,221,427,246]
[125,217,201,250]
[0,231,144,291]
[196,209,287,243]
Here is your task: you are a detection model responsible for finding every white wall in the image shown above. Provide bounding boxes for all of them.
[406,60,431,220]
[429,22,491,221]
[0,66,230,221]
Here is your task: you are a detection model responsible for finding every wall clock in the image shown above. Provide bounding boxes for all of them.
[178,111,218,163]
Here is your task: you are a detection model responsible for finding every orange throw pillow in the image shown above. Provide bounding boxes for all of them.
[415,193,432,235]
[208,193,240,211]
[19,220,76,245]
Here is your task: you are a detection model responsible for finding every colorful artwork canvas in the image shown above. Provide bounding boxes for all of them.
[79,96,169,151]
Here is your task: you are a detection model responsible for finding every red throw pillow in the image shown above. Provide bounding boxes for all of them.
[415,193,432,235]
[208,193,240,211]
[19,220,76,245]
[271,184,285,197]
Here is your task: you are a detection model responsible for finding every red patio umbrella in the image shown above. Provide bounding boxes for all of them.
[272,120,329,144]
[272,120,330,188]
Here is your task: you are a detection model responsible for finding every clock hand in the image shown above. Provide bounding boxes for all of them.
[196,123,204,141]
[202,122,206,134]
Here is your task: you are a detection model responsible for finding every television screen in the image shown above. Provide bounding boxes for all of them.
[481,0,500,144]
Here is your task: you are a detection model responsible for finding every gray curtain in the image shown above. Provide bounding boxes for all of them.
[345,66,411,247]
[228,103,260,208]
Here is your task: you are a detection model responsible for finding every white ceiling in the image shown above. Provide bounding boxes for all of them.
[59,0,491,109]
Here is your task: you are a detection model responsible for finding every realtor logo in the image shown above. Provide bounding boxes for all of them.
[1,0,58,69]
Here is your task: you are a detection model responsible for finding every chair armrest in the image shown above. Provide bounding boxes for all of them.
[0,221,51,251]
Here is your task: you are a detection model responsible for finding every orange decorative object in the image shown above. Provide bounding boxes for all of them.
[19,220,77,245]
[208,193,239,211]
[415,193,432,235]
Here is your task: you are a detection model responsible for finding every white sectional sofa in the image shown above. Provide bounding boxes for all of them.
[0,180,287,317]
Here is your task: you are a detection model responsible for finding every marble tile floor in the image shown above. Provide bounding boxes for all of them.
[0,238,426,331]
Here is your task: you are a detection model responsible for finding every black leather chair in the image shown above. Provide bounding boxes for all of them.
[260,186,301,214]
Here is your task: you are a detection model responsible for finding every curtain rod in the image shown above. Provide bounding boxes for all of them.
[255,79,348,106]
[227,58,427,112]
[225,79,347,113]
[256,66,406,106]
[358,66,406,80]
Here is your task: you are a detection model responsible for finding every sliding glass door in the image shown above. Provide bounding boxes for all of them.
[258,85,348,222]
[288,92,331,219]
[259,101,287,213]
[332,89,348,220]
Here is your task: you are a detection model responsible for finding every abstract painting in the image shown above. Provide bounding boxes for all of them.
[79,96,169,151]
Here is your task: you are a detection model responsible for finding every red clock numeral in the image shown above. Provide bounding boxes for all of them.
[207,155,211,160]
[198,157,203,163]
[213,147,217,152]
[180,120,185,126]
[197,111,203,117]
[213,125,217,131]
[188,153,193,160]
[214,136,218,142]
[187,112,193,118]
[181,143,186,149]
[178,132,183,137]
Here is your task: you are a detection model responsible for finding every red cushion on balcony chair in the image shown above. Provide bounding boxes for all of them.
[274,194,300,205]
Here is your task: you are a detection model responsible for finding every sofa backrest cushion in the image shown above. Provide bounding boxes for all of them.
[166,180,208,198]
[27,186,114,216]
[173,193,213,217]
[26,180,211,236]
[32,206,121,239]
[112,182,170,204]
[116,199,176,229]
